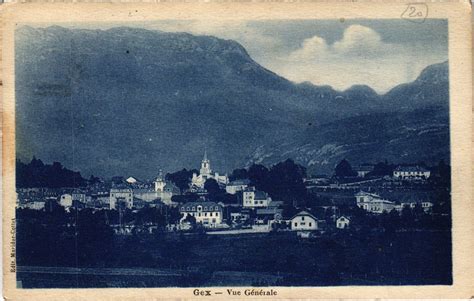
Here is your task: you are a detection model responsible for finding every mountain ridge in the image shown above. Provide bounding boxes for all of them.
[15,26,449,178]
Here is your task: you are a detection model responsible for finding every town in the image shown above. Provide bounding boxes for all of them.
[16,153,451,237]
[14,153,452,287]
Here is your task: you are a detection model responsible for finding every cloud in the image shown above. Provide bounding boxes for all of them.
[275,25,446,92]
[333,25,381,53]
[290,25,388,62]
[289,35,328,61]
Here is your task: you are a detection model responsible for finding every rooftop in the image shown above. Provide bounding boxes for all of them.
[394,165,429,172]
[180,201,221,211]
[291,210,317,220]
[254,190,268,200]
[355,191,381,198]
[256,208,283,215]
[353,165,374,172]
[228,179,251,186]
[111,188,133,193]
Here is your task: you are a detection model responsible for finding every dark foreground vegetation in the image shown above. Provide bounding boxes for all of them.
[17,207,451,288]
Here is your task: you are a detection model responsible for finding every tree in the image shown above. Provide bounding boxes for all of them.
[75,209,114,265]
[281,204,298,220]
[167,206,183,224]
[433,188,451,216]
[400,205,414,229]
[438,160,450,177]
[229,168,249,181]
[166,168,197,192]
[434,160,451,188]
[88,175,101,185]
[204,178,235,204]
[220,193,238,204]
[266,159,307,206]
[248,164,270,191]
[184,214,196,225]
[171,193,199,204]
[204,178,221,195]
[134,207,167,227]
[367,161,395,177]
[16,158,87,188]
[335,159,357,178]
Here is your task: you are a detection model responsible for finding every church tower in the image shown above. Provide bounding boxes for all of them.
[154,169,166,192]
[200,150,212,177]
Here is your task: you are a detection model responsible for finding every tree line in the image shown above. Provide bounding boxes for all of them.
[16,158,87,188]
[166,159,308,207]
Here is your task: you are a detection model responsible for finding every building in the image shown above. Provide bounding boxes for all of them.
[154,170,166,192]
[421,201,434,212]
[59,194,73,208]
[110,188,133,210]
[304,176,330,186]
[179,201,223,228]
[153,170,180,205]
[71,199,86,210]
[72,190,86,203]
[356,191,380,203]
[353,164,374,178]
[21,201,46,210]
[290,210,318,231]
[395,201,434,213]
[85,199,107,209]
[126,177,138,184]
[230,211,251,224]
[149,198,165,208]
[225,179,250,194]
[132,189,168,208]
[336,216,350,229]
[255,207,283,225]
[132,198,148,210]
[355,191,397,214]
[393,165,431,180]
[95,191,110,207]
[133,189,158,202]
[191,152,229,188]
[242,187,272,208]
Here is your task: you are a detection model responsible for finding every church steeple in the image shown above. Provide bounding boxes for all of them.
[157,169,163,181]
[154,169,165,192]
[200,150,211,177]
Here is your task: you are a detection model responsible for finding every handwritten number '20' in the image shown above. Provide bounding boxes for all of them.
[401,4,428,23]
[408,6,423,17]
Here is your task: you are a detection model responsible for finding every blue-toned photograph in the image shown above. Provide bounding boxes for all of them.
[14,19,451,288]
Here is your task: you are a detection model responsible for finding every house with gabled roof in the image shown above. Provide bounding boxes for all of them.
[336,216,351,229]
[290,210,319,231]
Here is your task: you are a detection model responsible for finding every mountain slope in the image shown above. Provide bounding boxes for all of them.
[15,26,449,178]
[247,61,450,174]
[246,106,449,174]
[382,61,449,110]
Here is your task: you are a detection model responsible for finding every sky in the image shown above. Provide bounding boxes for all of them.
[27,19,448,93]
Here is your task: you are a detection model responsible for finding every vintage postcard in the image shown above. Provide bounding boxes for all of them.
[1,1,472,300]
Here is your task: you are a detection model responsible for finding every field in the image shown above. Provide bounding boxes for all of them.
[17,230,452,288]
